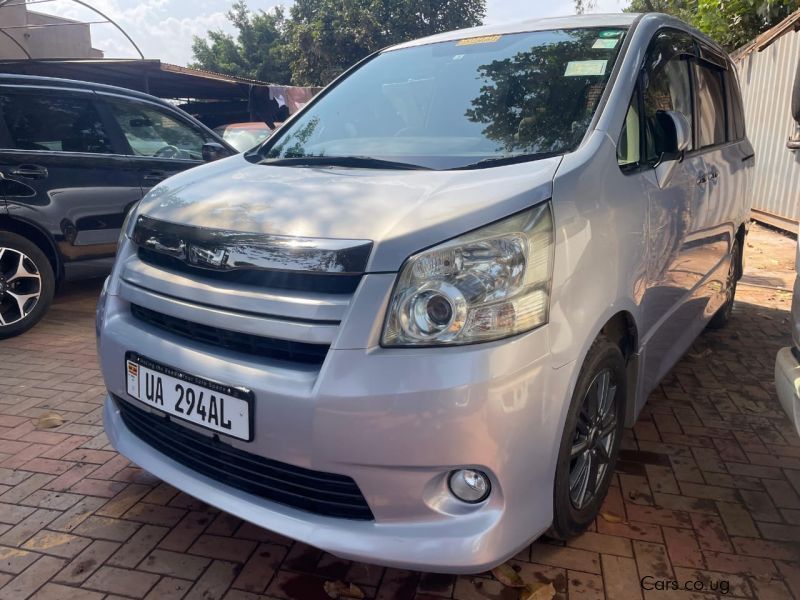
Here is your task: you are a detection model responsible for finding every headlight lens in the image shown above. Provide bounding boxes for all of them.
[382,202,554,346]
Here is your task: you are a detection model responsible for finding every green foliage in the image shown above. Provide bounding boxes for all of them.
[190,1,292,83]
[192,0,486,86]
[622,0,798,51]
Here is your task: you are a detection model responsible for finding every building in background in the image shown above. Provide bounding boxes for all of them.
[733,9,800,233]
[0,2,103,59]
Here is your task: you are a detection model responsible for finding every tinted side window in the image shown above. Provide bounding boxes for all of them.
[106,99,211,160]
[727,70,746,140]
[0,93,112,153]
[642,31,694,163]
[695,64,727,147]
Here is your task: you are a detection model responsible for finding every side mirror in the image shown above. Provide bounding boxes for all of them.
[202,142,233,162]
[654,110,691,188]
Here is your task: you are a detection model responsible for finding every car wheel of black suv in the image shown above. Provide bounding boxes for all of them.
[0,232,55,339]
[707,237,741,330]
[550,335,626,540]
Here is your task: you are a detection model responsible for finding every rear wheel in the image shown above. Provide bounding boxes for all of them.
[551,335,626,539]
[0,232,54,339]
[707,237,741,330]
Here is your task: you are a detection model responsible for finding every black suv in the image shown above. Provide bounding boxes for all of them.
[0,75,233,338]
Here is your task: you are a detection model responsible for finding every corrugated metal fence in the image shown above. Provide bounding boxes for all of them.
[734,23,800,229]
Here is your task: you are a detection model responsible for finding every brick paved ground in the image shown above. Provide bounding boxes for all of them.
[1,223,799,600]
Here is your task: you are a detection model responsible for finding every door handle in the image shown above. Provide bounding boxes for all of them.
[696,173,708,186]
[142,171,166,184]
[10,164,48,179]
[708,170,719,183]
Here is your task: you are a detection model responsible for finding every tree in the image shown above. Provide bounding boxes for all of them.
[285,0,487,85]
[577,0,798,51]
[193,0,486,86]
[190,1,292,84]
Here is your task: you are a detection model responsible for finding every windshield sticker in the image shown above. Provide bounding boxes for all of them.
[456,34,502,46]
[565,60,608,77]
[599,30,623,38]
[592,38,619,49]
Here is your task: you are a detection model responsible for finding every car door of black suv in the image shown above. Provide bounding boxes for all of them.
[0,85,141,276]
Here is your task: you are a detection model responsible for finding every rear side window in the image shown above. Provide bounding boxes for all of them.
[641,31,694,163]
[727,71,746,140]
[694,64,727,147]
[105,99,211,161]
[0,93,112,154]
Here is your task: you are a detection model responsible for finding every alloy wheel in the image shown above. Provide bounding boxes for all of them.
[568,368,618,510]
[0,247,42,327]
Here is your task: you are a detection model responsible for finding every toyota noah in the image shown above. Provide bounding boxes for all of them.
[97,13,753,572]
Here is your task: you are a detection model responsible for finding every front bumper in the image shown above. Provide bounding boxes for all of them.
[98,279,574,572]
[775,347,800,439]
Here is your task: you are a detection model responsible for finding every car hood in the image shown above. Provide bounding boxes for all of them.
[137,154,561,272]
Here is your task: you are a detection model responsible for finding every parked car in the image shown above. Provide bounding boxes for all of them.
[98,13,753,572]
[0,74,234,338]
[214,122,279,152]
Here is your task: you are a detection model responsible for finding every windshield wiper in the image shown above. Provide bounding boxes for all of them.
[452,151,563,170]
[260,155,432,170]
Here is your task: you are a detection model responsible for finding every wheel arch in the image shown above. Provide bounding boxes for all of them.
[598,310,640,427]
[0,216,62,281]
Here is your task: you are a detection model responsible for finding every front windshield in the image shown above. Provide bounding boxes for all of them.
[259,27,628,170]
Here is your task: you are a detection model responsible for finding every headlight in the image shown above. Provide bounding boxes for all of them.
[382,202,554,346]
[118,202,139,246]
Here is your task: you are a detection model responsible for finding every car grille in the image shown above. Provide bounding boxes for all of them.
[138,248,362,294]
[130,304,328,365]
[116,396,374,520]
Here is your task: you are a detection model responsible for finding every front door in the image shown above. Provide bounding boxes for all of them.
[624,30,710,396]
[0,88,141,263]
[98,95,216,194]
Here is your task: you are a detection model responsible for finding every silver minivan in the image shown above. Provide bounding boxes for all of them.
[97,13,753,572]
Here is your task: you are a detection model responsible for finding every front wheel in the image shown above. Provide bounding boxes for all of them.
[0,232,55,339]
[550,335,626,539]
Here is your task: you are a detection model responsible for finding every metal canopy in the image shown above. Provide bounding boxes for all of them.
[0,58,270,101]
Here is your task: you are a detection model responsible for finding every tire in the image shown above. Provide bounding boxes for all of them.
[707,237,741,330]
[0,232,55,339]
[550,335,626,540]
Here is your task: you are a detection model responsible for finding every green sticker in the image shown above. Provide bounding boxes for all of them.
[565,60,608,77]
[592,38,619,49]
[599,30,623,38]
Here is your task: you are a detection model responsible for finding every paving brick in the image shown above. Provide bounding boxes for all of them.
[567,531,633,557]
[0,555,66,600]
[716,501,760,537]
[662,526,704,569]
[22,530,91,559]
[139,548,211,579]
[185,559,238,600]
[52,539,119,585]
[106,524,168,568]
[188,534,256,563]
[689,513,732,554]
[232,542,286,593]
[0,546,40,574]
[601,554,642,600]
[0,509,60,548]
[29,582,104,600]
[143,576,192,600]
[71,516,140,543]
[633,540,673,579]
[83,565,160,598]
[529,542,600,574]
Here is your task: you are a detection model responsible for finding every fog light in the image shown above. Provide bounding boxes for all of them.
[448,469,490,503]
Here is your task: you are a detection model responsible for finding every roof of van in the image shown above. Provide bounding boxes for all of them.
[389,13,647,51]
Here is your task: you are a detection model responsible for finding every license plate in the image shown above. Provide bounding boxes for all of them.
[124,353,253,441]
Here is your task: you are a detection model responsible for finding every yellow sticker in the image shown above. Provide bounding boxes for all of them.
[456,34,502,46]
